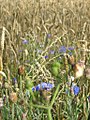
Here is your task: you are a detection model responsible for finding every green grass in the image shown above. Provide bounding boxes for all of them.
[0,0,90,120]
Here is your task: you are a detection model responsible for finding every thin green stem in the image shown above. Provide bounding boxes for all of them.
[29,89,36,101]
[31,103,48,109]
[48,108,53,120]
[20,76,22,93]
[50,84,60,107]
[12,103,14,120]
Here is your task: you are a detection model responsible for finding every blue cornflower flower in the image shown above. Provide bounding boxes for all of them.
[45,55,48,59]
[41,82,47,89]
[36,84,41,91]
[32,87,36,91]
[47,33,51,38]
[50,50,55,54]
[47,83,54,90]
[68,47,74,51]
[22,39,28,44]
[73,86,80,95]
[32,82,54,92]
[12,78,17,84]
[59,46,66,53]
[87,96,90,102]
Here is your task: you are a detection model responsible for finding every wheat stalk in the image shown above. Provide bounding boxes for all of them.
[0,27,6,81]
[0,27,10,80]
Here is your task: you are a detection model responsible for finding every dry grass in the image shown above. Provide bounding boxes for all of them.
[0,0,90,56]
[0,0,90,73]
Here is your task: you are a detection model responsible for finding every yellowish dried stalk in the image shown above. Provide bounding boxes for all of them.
[78,40,87,62]
[0,56,3,80]
[0,27,11,81]
[1,27,5,53]
[0,27,5,81]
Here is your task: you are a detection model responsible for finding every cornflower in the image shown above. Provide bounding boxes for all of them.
[32,82,54,92]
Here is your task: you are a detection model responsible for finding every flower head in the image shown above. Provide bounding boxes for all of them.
[41,82,47,89]
[32,82,54,92]
[59,46,66,53]
[73,85,80,95]
[47,33,51,38]
[32,87,36,92]
[10,92,17,103]
[12,77,17,84]
[22,39,28,44]
[18,65,25,75]
[46,83,54,90]
[36,84,41,91]
[87,96,90,102]
[45,55,48,59]
[68,47,74,51]
[50,50,55,54]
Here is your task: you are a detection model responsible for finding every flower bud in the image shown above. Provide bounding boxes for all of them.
[10,92,17,103]
[18,65,25,75]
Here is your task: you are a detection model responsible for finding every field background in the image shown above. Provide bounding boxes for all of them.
[1,0,90,41]
[0,0,90,120]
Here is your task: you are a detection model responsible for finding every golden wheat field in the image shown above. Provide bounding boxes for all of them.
[0,0,90,120]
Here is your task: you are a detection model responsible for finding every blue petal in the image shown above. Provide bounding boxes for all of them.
[73,86,80,95]
[32,82,54,92]
[41,82,48,89]
[22,39,28,44]
[88,96,90,102]
[59,46,66,53]
[45,56,48,59]
[32,87,36,91]
[68,47,74,50]
[47,34,51,38]
[50,50,55,54]
[47,83,54,89]
[36,84,40,91]
[12,78,17,84]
